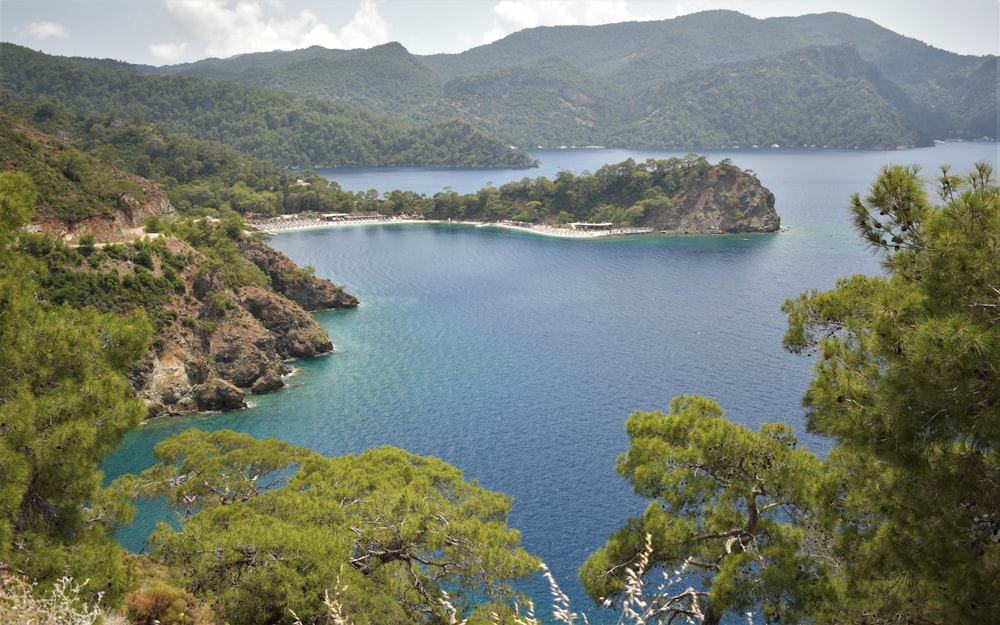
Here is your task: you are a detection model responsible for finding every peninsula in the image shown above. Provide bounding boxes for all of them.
[256,155,780,237]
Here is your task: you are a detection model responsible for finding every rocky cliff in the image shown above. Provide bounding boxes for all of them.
[124,235,359,417]
[128,271,352,416]
[8,114,359,417]
[27,178,358,417]
[238,236,359,310]
[123,240,358,416]
[645,161,779,234]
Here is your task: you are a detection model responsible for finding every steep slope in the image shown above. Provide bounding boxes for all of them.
[0,43,534,168]
[623,45,932,149]
[153,10,993,148]
[3,115,359,416]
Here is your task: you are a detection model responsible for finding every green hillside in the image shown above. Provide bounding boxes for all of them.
[621,45,933,149]
[144,10,995,149]
[0,43,535,168]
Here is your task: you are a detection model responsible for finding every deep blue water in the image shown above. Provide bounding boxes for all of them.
[104,142,997,623]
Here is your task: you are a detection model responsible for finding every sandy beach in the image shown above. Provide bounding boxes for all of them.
[250,216,653,239]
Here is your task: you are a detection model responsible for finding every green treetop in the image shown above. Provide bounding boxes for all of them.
[0,171,152,603]
[111,429,540,625]
[579,395,828,625]
[782,162,1000,624]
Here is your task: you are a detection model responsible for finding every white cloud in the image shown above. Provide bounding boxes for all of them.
[149,42,191,64]
[150,0,389,62]
[335,0,390,49]
[27,21,69,40]
[483,0,653,44]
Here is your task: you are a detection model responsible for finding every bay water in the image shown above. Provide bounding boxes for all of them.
[104,142,998,622]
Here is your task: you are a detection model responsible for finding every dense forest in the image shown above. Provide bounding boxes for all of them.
[134,11,995,149]
[3,11,996,161]
[0,43,536,169]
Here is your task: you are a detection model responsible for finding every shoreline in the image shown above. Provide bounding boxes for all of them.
[250,216,653,239]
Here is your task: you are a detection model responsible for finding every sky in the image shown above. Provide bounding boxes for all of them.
[1,0,997,66]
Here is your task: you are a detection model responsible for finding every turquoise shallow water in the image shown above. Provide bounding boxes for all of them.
[104,142,997,622]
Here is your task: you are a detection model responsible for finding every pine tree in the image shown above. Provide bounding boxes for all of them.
[0,171,152,602]
[112,429,540,625]
[580,395,829,625]
[783,162,1000,624]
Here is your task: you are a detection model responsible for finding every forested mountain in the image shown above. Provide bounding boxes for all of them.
[620,44,932,149]
[117,10,996,150]
[2,11,993,157]
[0,43,535,169]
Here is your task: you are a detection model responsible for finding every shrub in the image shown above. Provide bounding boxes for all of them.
[0,573,109,625]
[126,581,199,625]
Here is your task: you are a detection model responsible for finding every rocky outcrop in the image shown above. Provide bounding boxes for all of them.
[645,162,779,234]
[131,250,356,418]
[238,286,335,358]
[239,238,360,311]
[32,198,358,418]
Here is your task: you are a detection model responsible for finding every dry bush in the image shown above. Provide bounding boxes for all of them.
[124,555,215,625]
[0,571,109,625]
[126,581,198,625]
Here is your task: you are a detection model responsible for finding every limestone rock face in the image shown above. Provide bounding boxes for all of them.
[210,305,280,389]
[238,286,335,358]
[117,235,358,418]
[645,162,780,234]
[32,176,176,243]
[133,259,352,417]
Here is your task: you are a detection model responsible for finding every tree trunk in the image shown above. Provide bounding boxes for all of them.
[703,601,722,625]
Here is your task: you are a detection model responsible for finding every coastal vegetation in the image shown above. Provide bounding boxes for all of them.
[3,143,997,624]
[416,154,777,232]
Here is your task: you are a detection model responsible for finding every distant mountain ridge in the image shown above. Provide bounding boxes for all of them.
[0,43,536,169]
[131,10,996,149]
[3,10,996,159]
